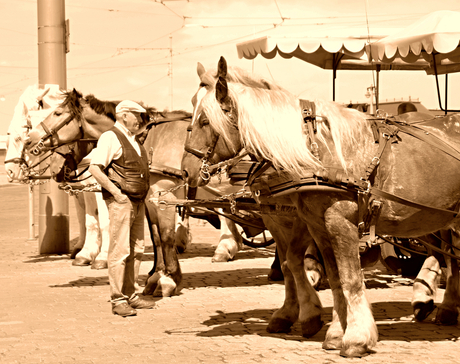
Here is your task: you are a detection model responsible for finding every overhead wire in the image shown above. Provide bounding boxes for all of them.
[0,1,445,110]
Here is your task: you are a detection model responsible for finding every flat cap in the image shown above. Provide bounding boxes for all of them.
[115,100,146,114]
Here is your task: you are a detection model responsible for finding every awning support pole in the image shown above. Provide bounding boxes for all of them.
[375,65,380,111]
[332,53,345,102]
[433,53,460,114]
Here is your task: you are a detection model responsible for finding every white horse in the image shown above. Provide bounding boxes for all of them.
[4,85,110,269]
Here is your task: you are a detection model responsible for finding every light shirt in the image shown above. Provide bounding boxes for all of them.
[90,121,141,168]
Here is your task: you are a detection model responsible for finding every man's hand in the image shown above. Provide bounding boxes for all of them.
[114,192,129,204]
[89,164,129,204]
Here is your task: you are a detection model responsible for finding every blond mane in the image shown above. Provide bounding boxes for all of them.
[200,66,372,176]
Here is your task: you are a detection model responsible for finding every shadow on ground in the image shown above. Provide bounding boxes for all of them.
[167,302,459,343]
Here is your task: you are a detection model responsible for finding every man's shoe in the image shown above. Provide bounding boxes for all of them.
[112,302,137,317]
[129,296,157,309]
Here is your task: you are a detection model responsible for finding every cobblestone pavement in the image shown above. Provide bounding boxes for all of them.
[0,181,459,364]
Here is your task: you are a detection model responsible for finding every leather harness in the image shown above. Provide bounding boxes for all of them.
[239,101,460,241]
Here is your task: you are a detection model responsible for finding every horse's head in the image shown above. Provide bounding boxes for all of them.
[4,125,48,183]
[4,132,30,182]
[182,57,243,188]
[25,89,84,156]
[49,140,97,183]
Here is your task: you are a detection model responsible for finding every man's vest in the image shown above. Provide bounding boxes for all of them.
[101,127,150,203]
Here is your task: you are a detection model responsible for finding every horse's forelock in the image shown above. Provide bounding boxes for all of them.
[61,89,83,116]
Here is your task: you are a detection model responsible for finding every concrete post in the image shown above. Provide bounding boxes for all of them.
[37,0,69,254]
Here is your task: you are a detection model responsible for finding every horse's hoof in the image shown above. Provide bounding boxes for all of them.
[413,301,435,322]
[435,308,458,326]
[212,253,231,263]
[301,316,323,337]
[72,257,91,266]
[322,337,343,350]
[143,273,161,295]
[91,260,108,270]
[267,268,284,281]
[267,318,293,333]
[70,248,82,259]
[153,276,178,297]
[340,345,370,358]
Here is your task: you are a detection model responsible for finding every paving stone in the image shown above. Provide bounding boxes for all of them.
[1,185,460,363]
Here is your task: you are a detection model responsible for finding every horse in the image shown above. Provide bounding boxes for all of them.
[181,57,460,357]
[49,139,111,270]
[23,89,259,297]
[4,86,100,263]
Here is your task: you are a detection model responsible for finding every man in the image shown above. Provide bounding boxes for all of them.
[89,100,155,317]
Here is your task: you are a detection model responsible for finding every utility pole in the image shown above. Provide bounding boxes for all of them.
[37,0,69,254]
[169,34,173,111]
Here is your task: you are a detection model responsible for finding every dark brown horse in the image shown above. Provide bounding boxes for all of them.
[181,57,460,357]
[24,89,256,297]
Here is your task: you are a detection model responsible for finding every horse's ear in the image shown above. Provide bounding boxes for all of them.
[217,56,227,78]
[197,62,206,78]
[216,76,228,105]
[216,57,231,111]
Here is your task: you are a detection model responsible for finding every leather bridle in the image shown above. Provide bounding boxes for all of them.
[31,110,80,156]
[183,113,221,182]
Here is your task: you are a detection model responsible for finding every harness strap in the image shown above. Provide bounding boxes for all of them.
[301,100,320,159]
[150,116,191,126]
[246,160,273,186]
[39,121,54,138]
[387,118,460,162]
[150,164,183,179]
[370,186,458,218]
[208,150,250,175]
[63,167,93,184]
[358,121,399,238]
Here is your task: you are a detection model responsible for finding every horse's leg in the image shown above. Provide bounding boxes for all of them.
[212,212,243,262]
[436,228,460,325]
[411,233,442,321]
[174,209,191,254]
[143,204,182,297]
[265,216,301,333]
[155,207,182,296]
[73,193,100,266]
[309,231,346,350]
[284,223,324,338]
[143,204,166,295]
[304,242,324,290]
[268,246,284,281]
[324,201,377,357]
[91,192,110,270]
[71,194,86,259]
[268,243,325,286]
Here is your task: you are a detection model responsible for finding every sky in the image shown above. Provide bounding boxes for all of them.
[1,0,460,135]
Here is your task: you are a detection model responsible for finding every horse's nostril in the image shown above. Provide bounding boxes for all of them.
[182,169,189,180]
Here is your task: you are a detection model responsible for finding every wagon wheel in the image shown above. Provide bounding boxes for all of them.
[380,237,426,277]
[240,230,275,248]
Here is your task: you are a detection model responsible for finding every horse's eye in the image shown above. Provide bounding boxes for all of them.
[201,116,209,126]
[55,110,62,116]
